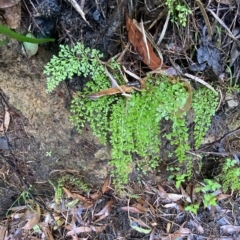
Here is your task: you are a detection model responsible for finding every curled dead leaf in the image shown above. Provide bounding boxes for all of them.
[126,16,168,70]
[167,193,184,202]
[63,187,93,208]
[102,177,111,194]
[22,204,41,230]
[94,199,113,216]
[66,226,92,236]
[121,206,143,214]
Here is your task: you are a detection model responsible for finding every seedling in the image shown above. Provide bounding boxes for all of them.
[185,204,199,214]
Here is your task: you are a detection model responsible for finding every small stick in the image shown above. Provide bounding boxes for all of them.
[195,0,212,40]
[66,0,91,27]
[157,12,170,45]
[140,19,150,65]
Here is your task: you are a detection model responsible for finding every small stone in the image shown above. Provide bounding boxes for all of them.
[226,93,239,108]
[94,147,111,160]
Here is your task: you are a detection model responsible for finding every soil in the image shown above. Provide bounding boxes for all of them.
[1,0,240,239]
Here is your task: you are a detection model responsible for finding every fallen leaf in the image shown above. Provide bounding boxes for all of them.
[38,222,55,240]
[94,199,113,216]
[63,187,93,207]
[66,226,92,236]
[63,187,75,198]
[132,203,148,212]
[94,212,109,223]
[177,203,185,212]
[88,85,134,99]
[171,223,191,240]
[126,16,168,70]
[163,203,178,208]
[157,185,169,198]
[102,177,111,194]
[167,193,184,202]
[189,219,204,234]
[22,204,41,230]
[216,194,231,201]
[121,206,143,213]
[90,191,102,200]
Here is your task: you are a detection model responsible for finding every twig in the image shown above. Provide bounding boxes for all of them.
[148,8,168,30]
[183,73,217,93]
[195,0,212,40]
[157,12,170,45]
[104,67,131,97]
[207,8,238,41]
[66,0,91,27]
[133,19,164,69]
[140,19,150,65]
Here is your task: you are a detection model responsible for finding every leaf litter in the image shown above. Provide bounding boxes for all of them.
[2,0,240,239]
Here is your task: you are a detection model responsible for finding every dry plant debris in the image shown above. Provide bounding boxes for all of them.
[2,0,240,239]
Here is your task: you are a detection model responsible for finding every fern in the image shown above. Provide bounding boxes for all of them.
[44,42,219,189]
[192,88,218,148]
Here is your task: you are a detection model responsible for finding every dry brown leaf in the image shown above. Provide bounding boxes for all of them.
[137,198,149,206]
[63,187,93,208]
[121,206,143,213]
[189,219,204,234]
[88,77,148,99]
[38,222,55,240]
[157,185,169,198]
[167,193,184,202]
[163,203,178,208]
[94,212,109,223]
[216,194,231,201]
[185,183,195,203]
[102,177,111,194]
[177,203,185,212]
[126,16,168,70]
[90,191,102,200]
[94,199,113,216]
[66,226,92,236]
[22,204,40,230]
[132,203,148,212]
[88,85,134,100]
[171,223,191,240]
[63,187,75,198]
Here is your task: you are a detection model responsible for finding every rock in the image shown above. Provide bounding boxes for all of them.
[225,93,239,108]
[94,147,111,160]
[0,0,21,29]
